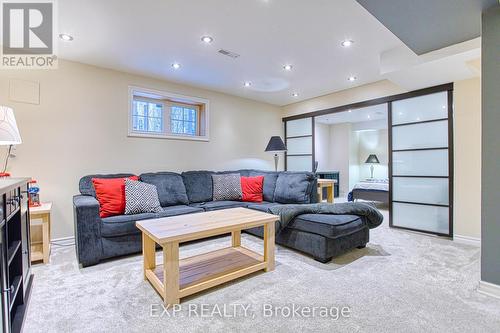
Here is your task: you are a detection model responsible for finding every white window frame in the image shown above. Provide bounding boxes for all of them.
[128,86,210,141]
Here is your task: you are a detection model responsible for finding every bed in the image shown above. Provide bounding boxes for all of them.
[348,179,389,203]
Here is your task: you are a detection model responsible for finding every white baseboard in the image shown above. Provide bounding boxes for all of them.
[453,234,481,247]
[478,281,500,299]
[50,236,75,246]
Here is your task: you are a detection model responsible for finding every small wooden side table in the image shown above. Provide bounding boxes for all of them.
[317,179,336,203]
[29,202,52,264]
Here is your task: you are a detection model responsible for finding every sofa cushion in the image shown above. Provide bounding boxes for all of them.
[92,176,139,218]
[140,172,189,206]
[236,170,251,177]
[124,179,163,215]
[287,214,366,239]
[182,171,214,203]
[101,205,204,237]
[191,201,248,211]
[101,212,156,237]
[247,170,279,202]
[80,173,135,197]
[212,173,242,201]
[241,176,264,202]
[247,201,282,213]
[274,172,315,204]
[216,170,243,175]
[156,205,204,218]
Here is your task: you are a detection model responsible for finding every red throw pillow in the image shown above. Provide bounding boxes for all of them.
[92,176,139,218]
[241,176,264,202]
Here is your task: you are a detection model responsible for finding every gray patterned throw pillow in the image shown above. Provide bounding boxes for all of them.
[212,174,242,201]
[125,179,163,214]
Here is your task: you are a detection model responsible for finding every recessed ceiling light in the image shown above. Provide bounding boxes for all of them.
[243,81,252,87]
[348,110,352,113]
[292,92,299,97]
[171,62,181,70]
[201,36,213,44]
[442,105,446,109]
[59,33,73,41]
[341,39,354,47]
[347,76,357,82]
[283,64,293,71]
[367,115,371,119]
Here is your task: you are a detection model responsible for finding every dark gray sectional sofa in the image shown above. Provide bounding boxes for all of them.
[73,170,370,267]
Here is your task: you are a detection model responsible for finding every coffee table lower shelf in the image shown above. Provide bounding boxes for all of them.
[145,246,267,302]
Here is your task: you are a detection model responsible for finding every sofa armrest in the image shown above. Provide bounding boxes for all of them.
[73,195,103,267]
[310,177,319,203]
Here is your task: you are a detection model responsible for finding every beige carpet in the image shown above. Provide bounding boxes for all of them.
[25,209,500,332]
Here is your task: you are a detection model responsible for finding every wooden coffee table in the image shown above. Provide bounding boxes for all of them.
[136,207,279,306]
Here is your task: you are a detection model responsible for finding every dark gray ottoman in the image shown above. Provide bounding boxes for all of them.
[246,214,369,263]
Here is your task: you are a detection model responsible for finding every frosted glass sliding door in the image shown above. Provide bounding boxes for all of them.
[392,203,449,235]
[389,90,453,236]
[286,137,313,155]
[285,117,313,171]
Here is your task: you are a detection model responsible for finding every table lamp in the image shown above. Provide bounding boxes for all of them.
[0,106,22,176]
[265,136,287,172]
[365,154,380,179]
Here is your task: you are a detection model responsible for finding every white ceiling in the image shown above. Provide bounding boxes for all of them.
[315,104,387,125]
[380,38,481,91]
[57,0,404,106]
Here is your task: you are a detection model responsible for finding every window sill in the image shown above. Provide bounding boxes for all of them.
[128,132,209,142]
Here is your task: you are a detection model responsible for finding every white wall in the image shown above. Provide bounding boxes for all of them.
[454,77,481,239]
[315,121,359,196]
[349,130,360,191]
[329,123,353,196]
[314,122,330,172]
[282,80,406,117]
[357,129,389,180]
[0,60,282,239]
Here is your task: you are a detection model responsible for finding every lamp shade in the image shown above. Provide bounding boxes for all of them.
[365,154,380,164]
[0,106,22,145]
[265,136,286,152]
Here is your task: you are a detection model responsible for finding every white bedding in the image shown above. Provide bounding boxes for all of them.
[352,179,389,192]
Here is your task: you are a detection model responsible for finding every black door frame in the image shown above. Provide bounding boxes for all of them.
[284,117,315,172]
[388,89,454,237]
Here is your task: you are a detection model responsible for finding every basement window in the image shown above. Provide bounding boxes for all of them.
[170,104,198,136]
[132,99,164,134]
[129,86,209,141]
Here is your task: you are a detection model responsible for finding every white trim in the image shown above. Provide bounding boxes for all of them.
[129,85,210,105]
[50,236,75,246]
[478,281,500,299]
[128,132,209,142]
[453,234,481,247]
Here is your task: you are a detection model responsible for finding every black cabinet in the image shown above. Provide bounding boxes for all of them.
[0,179,32,333]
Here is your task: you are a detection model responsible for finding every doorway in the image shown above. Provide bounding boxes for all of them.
[283,83,454,237]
